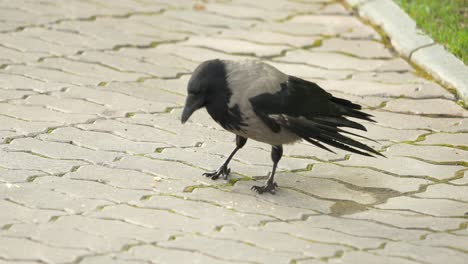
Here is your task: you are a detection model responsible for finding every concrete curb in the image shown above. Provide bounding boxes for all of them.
[345,0,468,105]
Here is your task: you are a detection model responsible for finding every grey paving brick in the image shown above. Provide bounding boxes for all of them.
[314,38,393,58]
[384,98,468,117]
[337,152,464,180]
[314,79,454,99]
[422,132,468,147]
[0,236,89,263]
[376,241,468,264]
[278,50,412,71]
[263,221,386,249]
[116,244,234,264]
[300,163,431,193]
[159,234,301,263]
[377,196,468,217]
[39,127,167,154]
[349,208,465,230]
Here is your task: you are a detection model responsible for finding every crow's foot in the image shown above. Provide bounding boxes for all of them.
[203,165,230,180]
[251,182,278,194]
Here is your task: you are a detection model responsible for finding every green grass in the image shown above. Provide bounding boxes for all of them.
[395,0,468,64]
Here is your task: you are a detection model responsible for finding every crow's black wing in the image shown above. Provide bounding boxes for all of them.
[250,76,383,157]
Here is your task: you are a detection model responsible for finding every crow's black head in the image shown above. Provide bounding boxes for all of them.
[181,59,227,123]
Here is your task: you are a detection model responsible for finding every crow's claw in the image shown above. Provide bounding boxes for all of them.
[251,182,278,194]
[203,165,231,180]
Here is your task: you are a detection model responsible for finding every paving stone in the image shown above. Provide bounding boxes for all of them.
[349,208,465,231]
[149,146,274,177]
[386,144,467,163]
[328,251,420,264]
[64,164,156,190]
[133,195,274,228]
[59,86,176,116]
[88,203,221,234]
[422,132,468,147]
[117,244,233,264]
[39,57,145,82]
[0,114,60,139]
[361,123,427,143]
[219,29,320,48]
[71,51,188,78]
[231,180,335,214]
[139,75,191,96]
[384,98,468,117]
[181,36,290,57]
[35,176,153,204]
[0,72,66,93]
[174,187,320,220]
[377,196,468,217]
[257,22,342,37]
[417,232,468,251]
[0,103,95,124]
[0,151,84,174]
[376,241,468,264]
[39,127,166,154]
[212,225,346,258]
[3,177,113,214]
[350,71,430,84]
[204,2,286,21]
[263,221,386,249]
[6,138,119,164]
[337,153,464,180]
[54,215,178,243]
[232,0,332,13]
[163,9,255,29]
[278,49,412,71]
[102,82,185,106]
[327,91,388,109]
[301,163,430,193]
[366,110,468,132]
[0,168,45,184]
[313,79,453,99]
[159,234,301,263]
[22,94,105,115]
[314,38,393,58]
[155,44,252,62]
[81,256,144,264]
[267,61,355,80]
[303,215,427,241]
[130,14,222,35]
[451,170,468,185]
[0,198,65,225]
[112,154,207,183]
[181,141,311,171]
[415,184,468,202]
[0,46,46,65]
[5,65,100,86]
[1,32,80,56]
[0,236,89,264]
[4,222,129,253]
[277,172,378,204]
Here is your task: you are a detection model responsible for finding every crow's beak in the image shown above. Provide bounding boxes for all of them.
[181,94,205,124]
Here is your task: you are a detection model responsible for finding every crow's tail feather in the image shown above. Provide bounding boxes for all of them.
[272,115,385,157]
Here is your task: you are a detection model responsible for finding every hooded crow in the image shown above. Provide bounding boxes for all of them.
[181,59,384,194]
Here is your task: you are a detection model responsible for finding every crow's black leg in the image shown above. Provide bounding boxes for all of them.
[252,145,283,194]
[203,135,247,180]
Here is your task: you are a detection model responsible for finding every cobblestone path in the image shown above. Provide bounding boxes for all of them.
[0,0,467,263]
